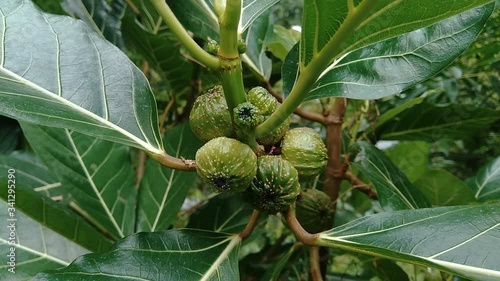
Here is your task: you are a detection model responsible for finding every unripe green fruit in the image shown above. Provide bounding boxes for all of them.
[233,102,264,127]
[244,156,300,214]
[196,137,257,193]
[189,85,235,142]
[256,114,290,146]
[281,127,328,179]
[237,38,247,54]
[296,189,334,233]
[207,39,219,55]
[247,87,278,115]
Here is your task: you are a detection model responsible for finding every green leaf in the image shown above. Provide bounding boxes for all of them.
[0,200,89,280]
[33,229,242,281]
[352,142,430,211]
[61,0,126,49]
[0,0,164,154]
[242,10,273,80]
[262,244,301,281]
[285,4,494,100]
[21,124,137,239]
[385,141,430,182]
[376,103,500,141]
[136,123,203,232]
[0,152,113,252]
[266,25,300,62]
[467,157,500,202]
[300,0,493,67]
[318,203,500,281]
[239,0,279,33]
[188,193,255,233]
[415,169,476,206]
[167,0,219,40]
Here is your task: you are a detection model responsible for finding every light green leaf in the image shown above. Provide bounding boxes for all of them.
[136,123,203,232]
[167,0,219,39]
[352,142,430,211]
[467,157,500,202]
[188,193,255,233]
[21,124,137,240]
[239,0,279,33]
[242,10,273,80]
[266,25,301,62]
[0,200,89,280]
[318,203,500,281]
[284,4,494,100]
[301,0,493,67]
[62,0,126,49]
[0,0,164,154]
[33,230,242,281]
[0,152,113,252]
[385,141,430,182]
[377,103,500,141]
[415,169,476,206]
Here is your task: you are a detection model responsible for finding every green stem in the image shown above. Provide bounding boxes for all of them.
[255,0,379,138]
[150,0,219,70]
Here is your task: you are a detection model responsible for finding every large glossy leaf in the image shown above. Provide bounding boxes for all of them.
[385,141,430,182]
[0,200,89,280]
[136,123,203,232]
[0,152,113,252]
[21,124,137,239]
[188,193,255,233]
[376,103,500,141]
[352,142,430,211]
[33,229,241,281]
[300,0,493,67]
[238,0,280,33]
[467,157,500,202]
[0,0,164,154]
[62,0,126,49]
[284,4,494,100]
[318,203,500,281]
[415,169,476,206]
[242,10,273,80]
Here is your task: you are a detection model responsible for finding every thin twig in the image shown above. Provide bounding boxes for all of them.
[135,151,147,189]
[310,247,324,281]
[159,98,176,134]
[344,171,378,199]
[264,80,326,124]
[124,0,141,15]
[239,210,261,239]
[282,209,319,245]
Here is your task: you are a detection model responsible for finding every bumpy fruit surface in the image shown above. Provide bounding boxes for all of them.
[296,189,335,233]
[257,113,290,146]
[196,137,257,193]
[244,156,300,214]
[233,102,264,127]
[247,87,278,116]
[190,86,235,142]
[281,127,328,179]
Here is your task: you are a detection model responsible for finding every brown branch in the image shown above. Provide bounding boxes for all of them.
[344,171,378,199]
[135,151,147,189]
[310,247,324,281]
[264,80,326,124]
[283,209,319,245]
[239,210,261,239]
[124,0,141,16]
[323,98,347,202]
[150,152,196,171]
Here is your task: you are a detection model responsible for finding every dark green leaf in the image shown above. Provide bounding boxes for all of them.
[352,142,430,211]
[262,244,301,281]
[0,200,89,280]
[0,152,113,252]
[377,103,500,141]
[167,0,219,40]
[21,124,137,239]
[385,141,430,182]
[0,116,20,154]
[188,193,255,233]
[0,0,164,154]
[301,0,493,67]
[467,157,500,202]
[319,204,500,281]
[34,229,241,281]
[415,169,476,206]
[136,123,203,232]
[243,10,273,80]
[285,4,494,100]
[62,0,126,49]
